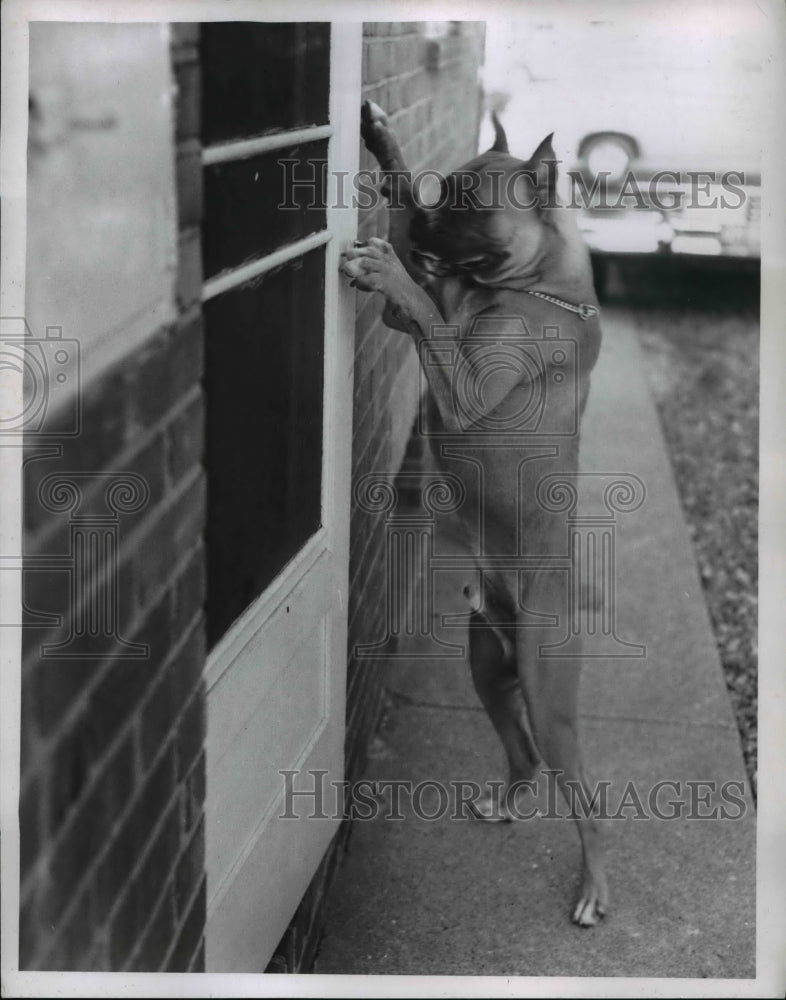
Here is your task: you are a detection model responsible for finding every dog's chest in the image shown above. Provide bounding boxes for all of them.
[430,278,494,330]
[422,284,594,555]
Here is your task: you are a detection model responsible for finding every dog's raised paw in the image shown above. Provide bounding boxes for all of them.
[362,99,389,126]
[360,100,389,144]
[360,100,397,165]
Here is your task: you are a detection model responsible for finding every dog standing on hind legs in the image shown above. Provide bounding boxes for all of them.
[341,101,608,926]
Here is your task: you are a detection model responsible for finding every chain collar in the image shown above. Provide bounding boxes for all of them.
[524,289,600,321]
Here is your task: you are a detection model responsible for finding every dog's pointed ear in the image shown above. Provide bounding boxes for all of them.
[530,132,556,174]
[529,132,558,204]
[487,110,509,154]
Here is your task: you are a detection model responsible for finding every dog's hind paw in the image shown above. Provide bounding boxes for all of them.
[571,876,609,927]
[469,790,511,823]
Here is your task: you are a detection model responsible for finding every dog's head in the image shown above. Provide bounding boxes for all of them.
[409,120,560,287]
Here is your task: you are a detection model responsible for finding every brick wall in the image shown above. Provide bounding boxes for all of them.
[266,20,486,973]
[18,24,207,972]
[347,19,485,786]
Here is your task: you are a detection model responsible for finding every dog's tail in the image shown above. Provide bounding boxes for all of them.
[488,110,509,154]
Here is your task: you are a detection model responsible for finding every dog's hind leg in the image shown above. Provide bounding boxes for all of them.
[515,568,609,927]
[468,607,541,822]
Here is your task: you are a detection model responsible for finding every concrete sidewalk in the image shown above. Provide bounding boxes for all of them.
[316,312,756,978]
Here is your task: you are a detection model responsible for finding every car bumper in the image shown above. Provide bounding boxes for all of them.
[578,210,760,261]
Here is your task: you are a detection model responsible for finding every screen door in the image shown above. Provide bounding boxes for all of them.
[200,22,359,971]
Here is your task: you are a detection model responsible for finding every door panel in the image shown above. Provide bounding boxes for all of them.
[205,549,331,774]
[207,554,332,895]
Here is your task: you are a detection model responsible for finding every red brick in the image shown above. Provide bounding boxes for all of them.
[165,876,205,971]
[122,589,176,668]
[45,721,93,832]
[108,806,181,967]
[165,389,204,485]
[138,623,203,770]
[95,740,176,922]
[45,733,135,930]
[128,884,176,972]
[174,817,204,919]
[31,362,127,474]
[176,690,205,783]
[189,939,205,972]
[19,774,43,878]
[19,887,39,970]
[42,884,95,970]
[26,658,96,741]
[172,548,205,637]
[129,312,204,432]
[131,471,206,611]
[367,40,389,82]
[136,803,181,910]
[114,431,168,536]
[85,659,158,765]
[24,432,165,560]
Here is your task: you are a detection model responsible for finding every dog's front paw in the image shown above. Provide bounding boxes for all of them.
[572,872,609,927]
[340,237,414,303]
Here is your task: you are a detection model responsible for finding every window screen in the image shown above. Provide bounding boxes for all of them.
[201,23,330,648]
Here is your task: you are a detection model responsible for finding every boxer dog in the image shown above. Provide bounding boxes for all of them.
[341,102,606,926]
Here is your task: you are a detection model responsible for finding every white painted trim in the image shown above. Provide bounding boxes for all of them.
[201,229,331,302]
[202,124,333,166]
[204,527,327,693]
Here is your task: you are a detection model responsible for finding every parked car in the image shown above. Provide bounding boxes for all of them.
[482,6,765,298]
[570,128,761,294]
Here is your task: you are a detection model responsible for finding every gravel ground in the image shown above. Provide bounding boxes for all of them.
[602,262,759,796]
